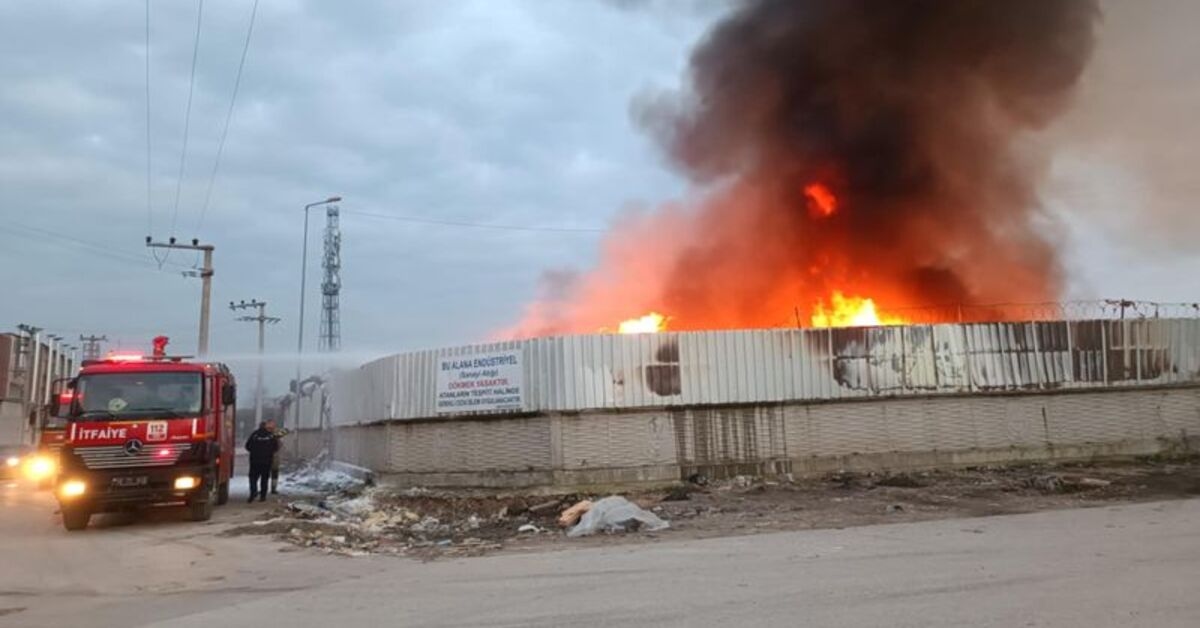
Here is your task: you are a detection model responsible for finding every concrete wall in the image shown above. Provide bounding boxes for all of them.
[307,385,1200,489]
[0,400,25,445]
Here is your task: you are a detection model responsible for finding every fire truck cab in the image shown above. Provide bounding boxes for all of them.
[53,340,237,531]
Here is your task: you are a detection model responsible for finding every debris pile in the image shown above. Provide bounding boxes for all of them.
[228,488,671,558]
[219,457,1197,559]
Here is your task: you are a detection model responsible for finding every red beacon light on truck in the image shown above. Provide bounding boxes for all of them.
[152,335,169,358]
[106,353,145,363]
[98,337,191,364]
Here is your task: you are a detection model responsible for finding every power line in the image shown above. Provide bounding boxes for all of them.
[145,0,153,242]
[146,0,166,268]
[167,0,206,256]
[196,0,260,235]
[0,222,191,273]
[0,227,164,274]
[339,208,606,233]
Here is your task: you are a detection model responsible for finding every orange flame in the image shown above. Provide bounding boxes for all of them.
[811,292,905,328]
[616,312,668,334]
[804,182,837,217]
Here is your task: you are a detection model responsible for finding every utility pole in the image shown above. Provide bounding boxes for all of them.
[16,324,41,446]
[79,334,107,361]
[147,237,215,357]
[230,299,281,426]
[62,345,78,376]
[43,335,61,405]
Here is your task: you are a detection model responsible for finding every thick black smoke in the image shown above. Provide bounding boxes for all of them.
[513,0,1101,335]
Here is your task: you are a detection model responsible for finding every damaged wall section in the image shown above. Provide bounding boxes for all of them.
[331,318,1200,424]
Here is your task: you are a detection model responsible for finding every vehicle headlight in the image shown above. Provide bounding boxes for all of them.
[24,455,55,481]
[4,456,18,468]
[60,480,87,498]
[174,476,199,490]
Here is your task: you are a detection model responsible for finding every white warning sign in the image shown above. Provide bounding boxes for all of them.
[435,350,523,414]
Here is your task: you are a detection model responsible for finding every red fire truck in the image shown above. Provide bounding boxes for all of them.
[52,338,237,531]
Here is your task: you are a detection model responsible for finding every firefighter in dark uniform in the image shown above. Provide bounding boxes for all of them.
[244,421,278,502]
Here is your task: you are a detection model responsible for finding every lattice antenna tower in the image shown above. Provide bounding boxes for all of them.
[318,204,341,352]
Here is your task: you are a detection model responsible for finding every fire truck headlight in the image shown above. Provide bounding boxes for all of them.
[24,455,56,481]
[4,456,18,468]
[174,476,199,490]
[60,480,87,499]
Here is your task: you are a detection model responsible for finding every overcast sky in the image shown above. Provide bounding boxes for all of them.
[2,0,1197,394]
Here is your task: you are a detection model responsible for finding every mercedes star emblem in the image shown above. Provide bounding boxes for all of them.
[123,439,144,456]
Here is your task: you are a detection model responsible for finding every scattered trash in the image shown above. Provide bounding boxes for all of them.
[663,484,693,502]
[1028,475,1064,493]
[885,504,905,514]
[517,523,543,534]
[731,475,755,489]
[1027,474,1114,494]
[558,500,593,528]
[567,496,670,538]
[527,499,562,514]
[876,473,927,488]
[286,502,327,519]
[410,516,443,534]
[687,473,709,486]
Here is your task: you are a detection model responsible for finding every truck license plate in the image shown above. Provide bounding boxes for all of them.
[111,476,149,488]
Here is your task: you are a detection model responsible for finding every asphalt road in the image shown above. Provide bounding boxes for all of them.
[2,476,1198,628]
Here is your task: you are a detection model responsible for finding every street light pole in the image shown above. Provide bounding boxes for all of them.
[296,196,341,434]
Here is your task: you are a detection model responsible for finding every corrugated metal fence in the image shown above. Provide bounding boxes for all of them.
[330,318,1200,426]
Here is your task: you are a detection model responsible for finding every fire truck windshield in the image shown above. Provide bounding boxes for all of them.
[74,372,203,420]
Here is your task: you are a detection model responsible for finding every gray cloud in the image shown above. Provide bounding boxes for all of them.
[0,0,714,391]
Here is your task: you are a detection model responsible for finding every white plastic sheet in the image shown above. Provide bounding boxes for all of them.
[567,496,670,538]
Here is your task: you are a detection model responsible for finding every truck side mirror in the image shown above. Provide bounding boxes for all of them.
[48,397,61,418]
[222,384,236,407]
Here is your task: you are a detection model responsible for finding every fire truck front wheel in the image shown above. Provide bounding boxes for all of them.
[188,481,216,522]
[62,506,90,531]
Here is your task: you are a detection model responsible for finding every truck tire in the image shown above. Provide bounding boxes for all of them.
[216,480,229,506]
[62,506,90,531]
[188,481,215,522]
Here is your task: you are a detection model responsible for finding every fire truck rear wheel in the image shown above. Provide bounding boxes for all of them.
[216,480,230,506]
[62,506,90,531]
[188,481,215,522]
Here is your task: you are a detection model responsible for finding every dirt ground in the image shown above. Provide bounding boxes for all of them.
[224,455,1200,559]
